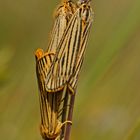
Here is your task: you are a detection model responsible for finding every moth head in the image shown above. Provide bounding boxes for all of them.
[77,0,91,5]
[35,48,44,61]
[79,0,93,24]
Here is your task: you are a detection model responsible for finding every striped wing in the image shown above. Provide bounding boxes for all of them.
[47,0,76,53]
[35,50,55,92]
[35,1,76,139]
[36,51,66,139]
[36,52,72,139]
[39,91,64,139]
[35,0,76,93]
[45,1,93,93]
[69,3,93,92]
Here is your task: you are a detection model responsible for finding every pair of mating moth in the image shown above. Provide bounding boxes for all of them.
[35,0,93,139]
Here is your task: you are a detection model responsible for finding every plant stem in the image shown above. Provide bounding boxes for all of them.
[64,94,75,140]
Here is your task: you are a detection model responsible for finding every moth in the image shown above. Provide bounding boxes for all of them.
[35,0,76,139]
[45,0,93,95]
[47,0,76,54]
[35,0,93,139]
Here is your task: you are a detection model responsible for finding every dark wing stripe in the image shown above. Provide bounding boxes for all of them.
[69,14,93,91]
[46,94,50,129]
[42,57,48,77]
[39,94,44,124]
[49,54,53,62]
[36,53,55,93]
[36,62,48,126]
[58,38,68,79]
[38,61,44,91]
[43,94,49,128]
[67,4,93,92]
[68,24,78,75]
[45,6,90,92]
[35,1,77,139]
[68,17,82,76]
[40,60,46,81]
[45,12,79,92]
[65,18,79,76]
[47,1,76,53]
[70,32,89,89]
[61,16,77,77]
[39,92,49,129]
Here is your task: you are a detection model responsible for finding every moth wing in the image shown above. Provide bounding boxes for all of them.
[36,52,55,92]
[45,10,83,92]
[68,4,94,93]
[68,20,93,93]
[47,12,67,53]
[47,0,76,53]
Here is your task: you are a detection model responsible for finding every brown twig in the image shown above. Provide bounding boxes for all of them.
[64,94,76,140]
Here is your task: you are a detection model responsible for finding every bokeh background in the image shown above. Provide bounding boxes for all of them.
[0,0,140,140]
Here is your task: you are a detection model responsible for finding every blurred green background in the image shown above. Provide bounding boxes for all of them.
[0,0,140,140]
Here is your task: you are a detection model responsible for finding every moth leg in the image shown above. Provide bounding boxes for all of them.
[54,121,72,140]
[68,85,75,95]
[55,120,72,134]
[61,120,72,126]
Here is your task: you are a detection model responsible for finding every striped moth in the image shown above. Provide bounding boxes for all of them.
[35,0,76,139]
[35,0,93,139]
[45,0,93,95]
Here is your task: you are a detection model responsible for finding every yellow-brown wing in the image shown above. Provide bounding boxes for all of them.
[45,1,93,94]
[47,0,76,54]
[68,1,94,92]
